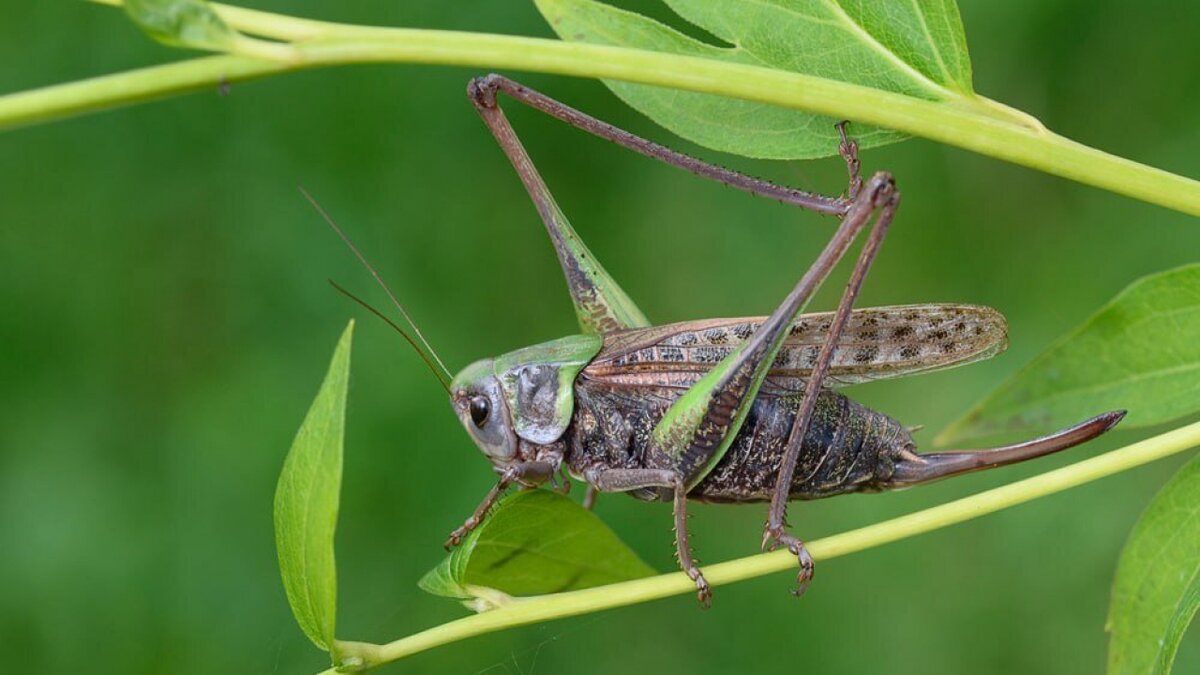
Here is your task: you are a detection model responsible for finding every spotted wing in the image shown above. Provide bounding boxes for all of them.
[583,304,1007,391]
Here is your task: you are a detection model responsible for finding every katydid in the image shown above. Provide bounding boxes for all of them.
[322,75,1125,607]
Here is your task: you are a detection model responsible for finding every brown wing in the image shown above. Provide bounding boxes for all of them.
[583,304,1007,391]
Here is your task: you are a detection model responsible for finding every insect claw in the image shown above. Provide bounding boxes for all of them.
[790,544,815,597]
[685,566,713,609]
[444,517,481,550]
[760,527,780,552]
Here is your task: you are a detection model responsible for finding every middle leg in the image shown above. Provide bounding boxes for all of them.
[586,467,708,605]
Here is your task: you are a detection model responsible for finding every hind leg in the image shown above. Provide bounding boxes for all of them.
[762,174,900,595]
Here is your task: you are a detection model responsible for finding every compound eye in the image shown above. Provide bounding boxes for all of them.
[468,396,490,427]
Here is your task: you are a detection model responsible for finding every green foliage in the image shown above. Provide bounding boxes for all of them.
[535,0,975,159]
[1107,453,1200,675]
[6,2,1199,673]
[420,490,655,605]
[123,0,237,52]
[274,321,353,651]
[940,264,1200,445]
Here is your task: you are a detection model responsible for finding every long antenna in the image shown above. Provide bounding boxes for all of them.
[328,280,451,393]
[299,186,454,389]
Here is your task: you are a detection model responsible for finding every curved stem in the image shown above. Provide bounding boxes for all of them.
[0,1,1194,216]
[326,420,1200,672]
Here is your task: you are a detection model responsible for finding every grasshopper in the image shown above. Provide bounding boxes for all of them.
[324,75,1124,607]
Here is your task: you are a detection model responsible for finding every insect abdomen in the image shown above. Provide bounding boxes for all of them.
[689,389,912,502]
[567,381,913,502]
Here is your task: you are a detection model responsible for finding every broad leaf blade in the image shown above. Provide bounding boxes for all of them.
[1107,453,1200,675]
[123,0,238,52]
[939,264,1200,445]
[420,490,655,605]
[535,0,975,159]
[663,0,972,96]
[274,321,353,651]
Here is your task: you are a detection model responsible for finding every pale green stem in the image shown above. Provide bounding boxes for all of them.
[323,421,1200,672]
[0,1,1195,216]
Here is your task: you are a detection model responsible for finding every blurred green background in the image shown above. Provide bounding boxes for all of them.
[2,1,1198,673]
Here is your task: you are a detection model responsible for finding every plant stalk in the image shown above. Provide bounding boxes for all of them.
[328,420,1200,672]
[0,1,1195,216]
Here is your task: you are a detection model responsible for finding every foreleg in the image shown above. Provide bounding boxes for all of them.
[444,461,556,549]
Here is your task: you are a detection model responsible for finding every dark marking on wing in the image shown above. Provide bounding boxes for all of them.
[584,304,1008,391]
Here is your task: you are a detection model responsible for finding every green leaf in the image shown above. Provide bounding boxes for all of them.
[123,0,238,52]
[939,264,1200,445]
[535,0,974,159]
[419,490,655,605]
[274,321,353,651]
[1107,452,1200,675]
